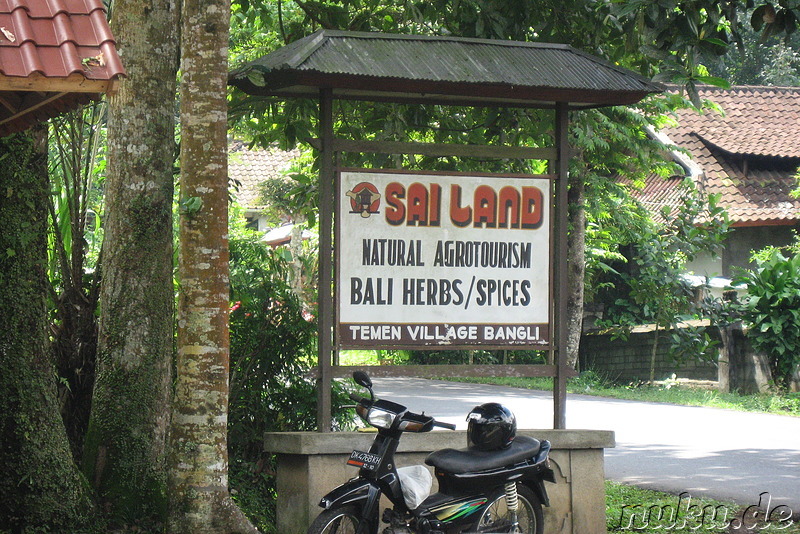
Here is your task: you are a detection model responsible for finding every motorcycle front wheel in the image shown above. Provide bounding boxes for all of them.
[307,504,373,534]
[474,483,544,534]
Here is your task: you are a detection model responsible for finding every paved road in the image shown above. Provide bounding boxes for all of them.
[370,377,800,514]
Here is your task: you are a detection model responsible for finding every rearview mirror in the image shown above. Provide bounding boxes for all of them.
[353,370,372,389]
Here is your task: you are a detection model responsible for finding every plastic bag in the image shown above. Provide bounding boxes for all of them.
[397,465,432,510]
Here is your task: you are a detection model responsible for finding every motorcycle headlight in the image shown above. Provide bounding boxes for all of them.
[367,407,395,429]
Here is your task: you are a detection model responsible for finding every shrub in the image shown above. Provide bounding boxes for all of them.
[406,349,546,365]
[735,250,800,388]
[227,227,352,530]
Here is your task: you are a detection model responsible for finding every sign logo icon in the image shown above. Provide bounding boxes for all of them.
[346,182,381,218]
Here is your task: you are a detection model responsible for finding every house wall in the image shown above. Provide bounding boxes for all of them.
[686,250,723,279]
[243,210,271,232]
[721,225,798,277]
[687,225,799,279]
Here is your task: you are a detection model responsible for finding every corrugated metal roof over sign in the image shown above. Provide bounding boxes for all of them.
[229,30,663,109]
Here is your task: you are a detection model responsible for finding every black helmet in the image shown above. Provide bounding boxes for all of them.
[466,403,516,451]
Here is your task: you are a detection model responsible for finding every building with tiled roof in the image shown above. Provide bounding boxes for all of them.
[228,142,301,232]
[0,0,125,135]
[634,86,800,278]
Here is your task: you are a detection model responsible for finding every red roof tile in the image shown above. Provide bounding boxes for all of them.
[0,0,124,135]
[636,86,800,226]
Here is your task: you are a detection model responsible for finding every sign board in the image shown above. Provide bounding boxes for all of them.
[337,170,552,349]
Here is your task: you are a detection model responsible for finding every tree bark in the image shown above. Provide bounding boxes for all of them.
[289,217,305,296]
[649,324,661,383]
[0,128,97,531]
[566,168,587,369]
[83,0,179,526]
[168,0,257,531]
[717,325,731,393]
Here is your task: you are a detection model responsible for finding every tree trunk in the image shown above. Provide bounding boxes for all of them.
[0,128,97,531]
[168,0,257,531]
[566,168,587,369]
[790,365,800,393]
[717,325,732,393]
[649,324,661,383]
[289,217,305,296]
[83,0,179,526]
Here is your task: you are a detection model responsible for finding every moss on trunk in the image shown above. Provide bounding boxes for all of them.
[82,0,179,527]
[0,129,99,532]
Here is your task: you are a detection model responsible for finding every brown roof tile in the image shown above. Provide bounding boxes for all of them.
[621,173,688,225]
[637,86,800,226]
[668,85,800,158]
[0,0,124,135]
[229,144,301,210]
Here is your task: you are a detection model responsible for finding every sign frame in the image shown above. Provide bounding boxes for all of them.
[335,167,555,351]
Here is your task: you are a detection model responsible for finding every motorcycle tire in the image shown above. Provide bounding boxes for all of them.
[473,483,544,534]
[307,504,377,534]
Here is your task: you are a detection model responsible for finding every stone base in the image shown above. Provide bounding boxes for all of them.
[265,429,614,534]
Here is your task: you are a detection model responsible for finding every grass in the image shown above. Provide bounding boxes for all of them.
[605,480,799,533]
[339,349,386,366]
[448,372,800,417]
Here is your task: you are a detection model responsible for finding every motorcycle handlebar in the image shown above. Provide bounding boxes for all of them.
[432,420,457,431]
[348,384,454,431]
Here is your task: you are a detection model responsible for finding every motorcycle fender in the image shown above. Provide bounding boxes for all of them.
[526,439,555,507]
[524,477,552,508]
[318,478,379,510]
[541,464,556,484]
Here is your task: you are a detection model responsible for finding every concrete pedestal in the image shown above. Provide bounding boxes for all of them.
[265,429,614,534]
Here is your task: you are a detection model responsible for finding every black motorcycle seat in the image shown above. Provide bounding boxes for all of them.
[425,435,541,474]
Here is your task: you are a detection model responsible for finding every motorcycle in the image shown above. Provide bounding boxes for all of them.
[307,371,555,534]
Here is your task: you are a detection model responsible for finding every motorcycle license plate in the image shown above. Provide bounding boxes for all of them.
[347,450,382,471]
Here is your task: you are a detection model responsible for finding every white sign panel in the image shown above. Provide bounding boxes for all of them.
[337,170,551,348]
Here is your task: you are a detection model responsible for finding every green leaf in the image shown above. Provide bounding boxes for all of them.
[701,37,729,48]
[694,76,730,89]
[180,196,203,215]
[276,248,293,262]
[246,69,266,88]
